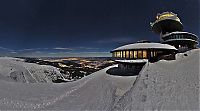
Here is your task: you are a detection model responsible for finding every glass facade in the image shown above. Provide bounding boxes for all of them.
[161,33,198,50]
[138,51,143,58]
[123,51,126,58]
[126,51,129,58]
[162,33,198,41]
[116,52,120,57]
[130,51,133,58]
[112,50,151,59]
[134,51,137,58]
[151,51,153,57]
[143,50,147,58]
[150,51,157,57]
[158,13,176,20]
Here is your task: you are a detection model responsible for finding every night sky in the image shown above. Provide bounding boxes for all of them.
[0,0,199,57]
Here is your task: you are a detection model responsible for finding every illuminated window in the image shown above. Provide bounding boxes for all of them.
[120,51,123,58]
[158,13,174,20]
[126,51,129,58]
[130,51,133,58]
[154,51,157,57]
[143,50,147,58]
[151,51,157,57]
[134,51,137,58]
[151,51,154,57]
[123,51,126,58]
[116,52,118,57]
[138,50,142,58]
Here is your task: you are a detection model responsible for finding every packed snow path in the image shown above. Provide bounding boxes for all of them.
[0,49,199,110]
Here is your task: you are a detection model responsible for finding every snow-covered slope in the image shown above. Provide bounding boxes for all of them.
[114,49,199,110]
[0,65,137,110]
[0,57,63,83]
[0,49,199,110]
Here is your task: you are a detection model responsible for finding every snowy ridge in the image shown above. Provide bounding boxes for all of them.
[0,57,64,83]
[0,65,137,110]
[0,49,199,110]
[114,49,199,110]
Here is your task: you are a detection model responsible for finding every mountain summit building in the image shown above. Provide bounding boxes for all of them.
[111,42,177,62]
[109,12,198,74]
[151,12,198,52]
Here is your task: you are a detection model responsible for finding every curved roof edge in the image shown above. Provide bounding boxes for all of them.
[150,18,183,27]
[150,19,183,34]
[163,39,199,43]
[112,43,177,52]
[162,31,198,39]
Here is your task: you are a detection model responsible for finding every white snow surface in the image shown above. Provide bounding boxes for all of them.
[0,57,63,83]
[115,59,148,63]
[114,49,199,110]
[112,42,177,51]
[0,49,199,110]
[0,64,137,110]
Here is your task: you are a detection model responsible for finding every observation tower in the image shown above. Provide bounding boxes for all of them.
[151,12,198,52]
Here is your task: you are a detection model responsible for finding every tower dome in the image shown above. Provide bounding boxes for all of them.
[151,12,199,52]
[151,12,183,35]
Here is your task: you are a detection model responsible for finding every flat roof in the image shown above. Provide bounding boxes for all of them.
[112,43,177,52]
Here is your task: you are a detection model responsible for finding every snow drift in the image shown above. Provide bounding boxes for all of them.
[0,57,63,83]
[0,49,199,110]
[114,49,199,110]
[0,65,137,110]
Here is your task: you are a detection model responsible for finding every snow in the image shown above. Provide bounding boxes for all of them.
[113,49,199,110]
[0,49,199,110]
[0,57,64,83]
[115,59,148,63]
[112,43,177,51]
[0,64,137,110]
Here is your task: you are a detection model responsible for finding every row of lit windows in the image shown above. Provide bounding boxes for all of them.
[157,13,175,20]
[156,13,180,22]
[163,34,197,41]
[112,50,157,59]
